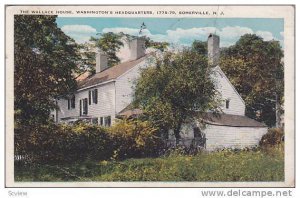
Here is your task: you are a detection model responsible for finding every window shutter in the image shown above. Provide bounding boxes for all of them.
[67,99,70,110]
[71,95,75,108]
[94,89,98,104]
[84,98,88,114]
[79,100,82,116]
[88,91,91,105]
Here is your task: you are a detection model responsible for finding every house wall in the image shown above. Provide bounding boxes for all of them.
[204,125,268,151]
[168,122,267,150]
[56,81,116,122]
[115,58,152,113]
[212,66,246,116]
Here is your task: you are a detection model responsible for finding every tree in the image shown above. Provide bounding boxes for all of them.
[90,32,124,67]
[220,34,284,127]
[88,32,169,72]
[191,40,207,55]
[133,50,220,141]
[14,15,80,124]
[145,37,169,52]
[77,42,96,74]
[118,33,169,52]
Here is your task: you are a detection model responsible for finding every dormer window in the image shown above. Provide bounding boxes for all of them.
[226,99,230,109]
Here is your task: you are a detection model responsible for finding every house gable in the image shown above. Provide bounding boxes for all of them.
[115,55,154,113]
[212,66,246,116]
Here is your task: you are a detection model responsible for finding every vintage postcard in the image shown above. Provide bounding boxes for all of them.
[5,5,295,187]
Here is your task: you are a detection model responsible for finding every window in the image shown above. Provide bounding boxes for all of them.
[226,99,230,109]
[99,116,111,127]
[92,89,98,104]
[104,116,111,127]
[81,98,88,115]
[68,95,76,110]
[100,117,104,126]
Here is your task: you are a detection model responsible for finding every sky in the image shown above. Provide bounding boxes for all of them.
[56,17,284,47]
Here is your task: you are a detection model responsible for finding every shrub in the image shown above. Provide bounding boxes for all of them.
[15,119,163,164]
[259,128,284,147]
[108,119,163,160]
[15,122,112,164]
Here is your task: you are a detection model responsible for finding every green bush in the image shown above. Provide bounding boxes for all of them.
[108,119,163,160]
[15,119,163,164]
[259,128,284,147]
[15,122,112,164]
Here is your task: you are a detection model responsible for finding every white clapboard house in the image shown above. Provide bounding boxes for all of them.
[51,34,268,150]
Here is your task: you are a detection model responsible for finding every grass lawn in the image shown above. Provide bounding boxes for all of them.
[15,147,284,182]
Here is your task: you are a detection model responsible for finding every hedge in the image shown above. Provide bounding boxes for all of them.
[14,119,162,164]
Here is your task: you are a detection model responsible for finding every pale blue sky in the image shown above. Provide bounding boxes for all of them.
[56,17,284,47]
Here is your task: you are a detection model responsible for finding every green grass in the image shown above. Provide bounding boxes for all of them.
[15,148,284,182]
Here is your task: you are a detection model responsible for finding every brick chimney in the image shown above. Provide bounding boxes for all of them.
[96,49,108,73]
[207,34,220,66]
[129,37,145,61]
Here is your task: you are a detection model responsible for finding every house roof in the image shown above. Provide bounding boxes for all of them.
[201,112,267,127]
[117,106,266,128]
[118,108,143,117]
[77,53,152,89]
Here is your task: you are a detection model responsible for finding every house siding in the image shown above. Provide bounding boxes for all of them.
[56,81,116,122]
[115,58,151,113]
[212,66,246,116]
[204,125,268,151]
[168,122,267,150]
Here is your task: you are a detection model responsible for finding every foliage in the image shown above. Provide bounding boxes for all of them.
[108,119,163,160]
[145,37,169,52]
[119,32,169,52]
[14,15,80,124]
[133,49,221,140]
[90,32,124,67]
[220,34,284,127]
[15,122,112,164]
[15,148,284,181]
[80,32,169,74]
[191,40,207,55]
[260,128,284,147]
[77,42,96,74]
[15,119,162,164]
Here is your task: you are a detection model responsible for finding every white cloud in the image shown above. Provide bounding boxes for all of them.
[60,24,282,47]
[218,26,253,39]
[255,30,275,41]
[166,27,216,42]
[103,27,141,36]
[61,25,97,34]
[61,25,97,43]
[280,31,284,38]
[102,26,258,47]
